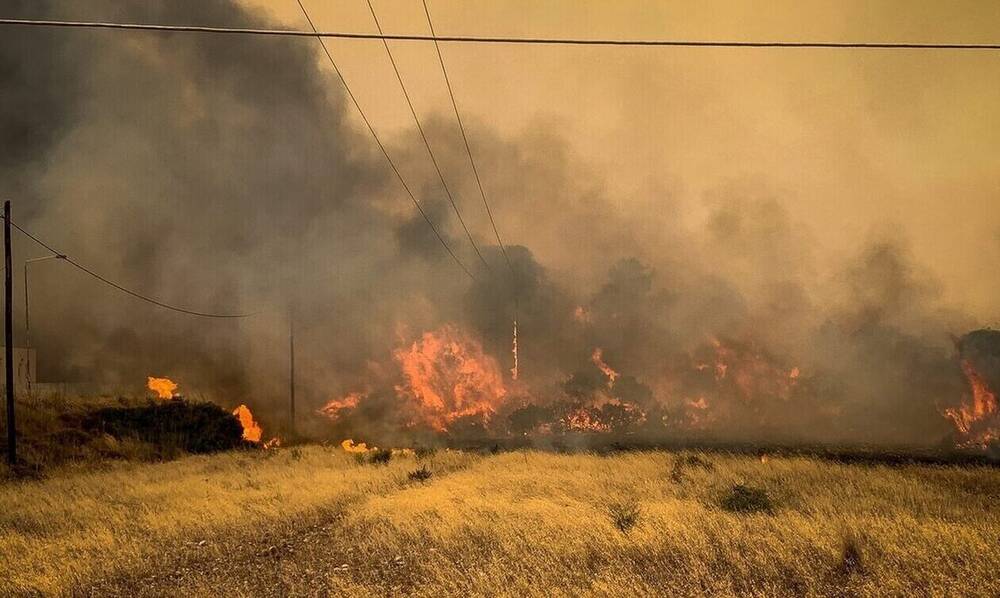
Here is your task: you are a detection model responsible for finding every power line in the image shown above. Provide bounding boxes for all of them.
[421,0,513,275]
[365,0,490,271]
[9,220,258,318]
[294,0,476,280]
[2,18,1000,50]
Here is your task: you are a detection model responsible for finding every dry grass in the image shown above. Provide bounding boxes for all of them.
[1,448,998,596]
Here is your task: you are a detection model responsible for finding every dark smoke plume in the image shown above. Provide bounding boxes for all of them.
[2,0,992,447]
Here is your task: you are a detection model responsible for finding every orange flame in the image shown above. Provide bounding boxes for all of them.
[591,348,619,388]
[147,376,178,400]
[945,360,999,447]
[564,407,610,432]
[393,325,507,432]
[263,437,282,449]
[341,439,374,453]
[318,392,362,421]
[232,404,263,443]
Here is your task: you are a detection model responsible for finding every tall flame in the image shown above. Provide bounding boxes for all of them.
[591,348,619,388]
[394,325,507,431]
[147,376,178,400]
[232,404,263,443]
[945,360,999,446]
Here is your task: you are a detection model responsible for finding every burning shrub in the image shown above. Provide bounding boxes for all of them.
[608,498,641,533]
[720,483,774,514]
[86,399,245,456]
[407,465,433,482]
[944,329,1000,448]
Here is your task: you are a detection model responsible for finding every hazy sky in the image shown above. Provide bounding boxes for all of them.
[241,0,1000,319]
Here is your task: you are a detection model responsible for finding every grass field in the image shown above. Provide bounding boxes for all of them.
[1,446,998,596]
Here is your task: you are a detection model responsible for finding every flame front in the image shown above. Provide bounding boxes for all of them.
[394,325,507,432]
[232,404,263,443]
[147,376,178,400]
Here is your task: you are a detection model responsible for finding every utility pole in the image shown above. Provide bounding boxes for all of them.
[289,309,295,434]
[4,200,16,465]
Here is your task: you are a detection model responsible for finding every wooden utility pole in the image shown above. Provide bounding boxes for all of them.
[289,310,295,433]
[4,200,16,465]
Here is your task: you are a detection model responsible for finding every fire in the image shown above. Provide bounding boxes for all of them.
[147,376,178,399]
[686,396,708,410]
[704,337,798,402]
[564,407,610,432]
[263,437,282,449]
[319,391,362,419]
[341,439,373,453]
[232,404,263,443]
[511,318,519,381]
[393,325,507,432]
[945,360,999,447]
[591,347,619,388]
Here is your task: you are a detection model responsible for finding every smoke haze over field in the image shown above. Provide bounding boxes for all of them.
[2,0,998,445]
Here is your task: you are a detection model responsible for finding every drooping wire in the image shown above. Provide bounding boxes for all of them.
[10,219,257,318]
[420,0,513,274]
[294,0,476,281]
[420,0,520,378]
[364,0,491,271]
[3,18,1000,50]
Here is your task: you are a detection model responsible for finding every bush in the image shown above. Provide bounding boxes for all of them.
[365,448,393,465]
[414,446,437,460]
[839,534,865,576]
[608,499,641,533]
[408,465,433,482]
[669,453,714,483]
[85,399,245,456]
[720,483,774,514]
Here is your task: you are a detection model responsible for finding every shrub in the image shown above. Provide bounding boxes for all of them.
[720,483,774,514]
[366,448,393,465]
[669,453,714,483]
[414,446,437,460]
[608,499,641,533]
[408,465,433,482]
[85,399,244,456]
[839,534,865,576]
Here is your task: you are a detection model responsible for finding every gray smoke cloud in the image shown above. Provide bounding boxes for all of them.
[2,0,991,446]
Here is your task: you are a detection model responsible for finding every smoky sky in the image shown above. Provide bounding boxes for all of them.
[1,0,994,445]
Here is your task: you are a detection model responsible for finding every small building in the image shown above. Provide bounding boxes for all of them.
[0,347,37,390]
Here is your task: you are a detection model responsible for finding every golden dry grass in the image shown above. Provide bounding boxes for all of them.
[1,447,998,596]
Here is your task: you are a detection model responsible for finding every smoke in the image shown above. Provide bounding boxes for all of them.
[2,0,993,446]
